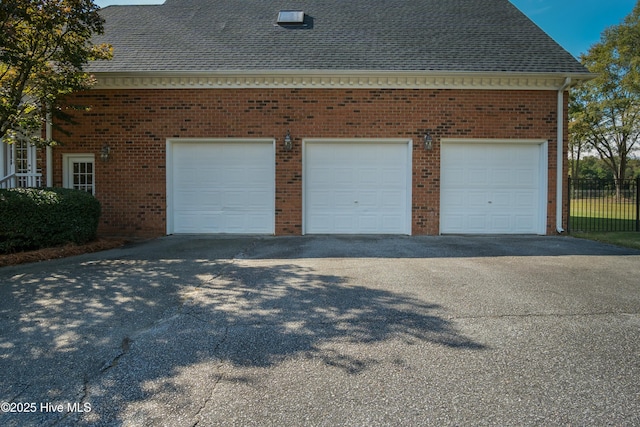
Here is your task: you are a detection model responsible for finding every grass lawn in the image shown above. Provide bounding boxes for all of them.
[569,198,638,232]
[571,231,640,250]
[569,198,640,249]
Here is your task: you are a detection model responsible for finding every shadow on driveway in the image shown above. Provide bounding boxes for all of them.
[0,237,485,425]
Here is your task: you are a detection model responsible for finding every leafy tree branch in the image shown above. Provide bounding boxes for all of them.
[0,0,111,146]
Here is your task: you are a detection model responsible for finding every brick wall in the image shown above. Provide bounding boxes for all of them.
[53,88,564,236]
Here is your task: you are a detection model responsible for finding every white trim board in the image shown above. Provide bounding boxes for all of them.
[93,71,593,91]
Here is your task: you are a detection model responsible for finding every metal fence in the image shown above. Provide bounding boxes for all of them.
[568,178,640,232]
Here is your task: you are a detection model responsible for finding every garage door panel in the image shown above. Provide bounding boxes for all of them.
[515,215,536,231]
[494,150,511,163]
[334,215,355,232]
[381,169,405,186]
[441,190,465,208]
[307,214,331,233]
[335,168,355,185]
[468,192,489,208]
[308,190,332,208]
[491,169,512,186]
[358,216,378,231]
[172,212,200,233]
[441,215,464,232]
[358,168,379,185]
[225,215,245,231]
[441,142,546,234]
[170,141,274,234]
[216,190,270,208]
[222,191,249,208]
[225,169,260,188]
[356,191,378,207]
[469,169,490,186]
[175,210,274,234]
[247,191,273,208]
[174,190,202,207]
[516,169,537,186]
[380,190,404,207]
[174,211,224,233]
[381,215,403,230]
[305,141,410,234]
[490,215,512,233]
[468,215,487,232]
[443,168,466,186]
[515,192,536,208]
[307,167,333,185]
[492,192,511,207]
[334,191,357,208]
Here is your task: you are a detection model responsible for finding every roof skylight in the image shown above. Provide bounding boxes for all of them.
[277,10,304,25]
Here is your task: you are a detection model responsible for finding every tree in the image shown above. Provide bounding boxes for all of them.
[0,0,111,146]
[568,103,589,179]
[570,155,615,180]
[569,1,640,189]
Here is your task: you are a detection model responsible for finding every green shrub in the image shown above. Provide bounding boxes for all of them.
[0,188,101,254]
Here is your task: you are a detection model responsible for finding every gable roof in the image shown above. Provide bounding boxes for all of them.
[88,0,592,89]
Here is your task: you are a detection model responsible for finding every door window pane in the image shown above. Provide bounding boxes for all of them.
[71,161,95,194]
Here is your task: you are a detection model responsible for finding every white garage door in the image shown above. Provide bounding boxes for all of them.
[440,140,547,234]
[304,139,411,234]
[167,139,275,234]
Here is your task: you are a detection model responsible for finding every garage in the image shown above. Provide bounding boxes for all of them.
[303,139,412,234]
[440,139,548,234]
[166,139,275,234]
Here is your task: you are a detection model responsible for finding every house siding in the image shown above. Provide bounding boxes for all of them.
[53,88,566,237]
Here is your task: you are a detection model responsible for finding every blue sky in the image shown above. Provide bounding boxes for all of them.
[510,0,636,57]
[94,0,637,59]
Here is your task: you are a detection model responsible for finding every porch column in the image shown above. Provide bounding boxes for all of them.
[0,140,5,177]
[46,112,53,186]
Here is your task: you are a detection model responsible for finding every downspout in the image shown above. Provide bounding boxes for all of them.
[46,111,53,187]
[556,77,571,233]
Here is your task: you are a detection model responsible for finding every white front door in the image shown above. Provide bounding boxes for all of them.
[304,139,412,234]
[167,139,275,234]
[440,140,548,234]
[1,140,41,188]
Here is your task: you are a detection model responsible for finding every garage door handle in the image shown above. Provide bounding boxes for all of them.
[488,201,492,204]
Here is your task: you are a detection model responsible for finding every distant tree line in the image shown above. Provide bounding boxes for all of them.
[570,155,640,180]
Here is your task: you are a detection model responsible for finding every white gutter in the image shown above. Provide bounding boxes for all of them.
[556,77,572,233]
[46,111,53,187]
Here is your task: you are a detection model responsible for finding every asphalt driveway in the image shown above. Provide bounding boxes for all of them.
[1,235,639,426]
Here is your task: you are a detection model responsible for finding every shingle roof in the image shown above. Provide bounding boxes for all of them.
[88,0,588,75]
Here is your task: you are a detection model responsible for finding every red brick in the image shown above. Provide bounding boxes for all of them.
[53,88,565,236]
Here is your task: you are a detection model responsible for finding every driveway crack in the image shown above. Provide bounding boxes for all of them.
[191,326,229,427]
[100,336,133,373]
[52,373,91,427]
[6,383,30,402]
